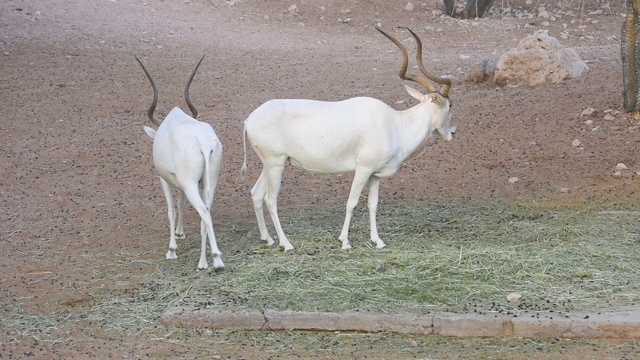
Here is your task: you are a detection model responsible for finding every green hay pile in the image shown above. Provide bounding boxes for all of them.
[147,200,640,318]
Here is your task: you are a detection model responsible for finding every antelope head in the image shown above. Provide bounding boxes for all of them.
[376,27,455,140]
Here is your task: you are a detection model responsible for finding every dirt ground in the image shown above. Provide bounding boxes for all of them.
[2,0,640,358]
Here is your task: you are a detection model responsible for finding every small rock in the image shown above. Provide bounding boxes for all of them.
[613,171,623,177]
[604,114,615,121]
[288,4,298,14]
[508,177,519,184]
[537,6,549,18]
[405,2,414,11]
[507,293,522,302]
[581,108,596,117]
[465,59,495,83]
[571,139,581,147]
[616,163,628,171]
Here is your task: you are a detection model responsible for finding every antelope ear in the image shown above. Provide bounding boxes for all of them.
[403,84,424,101]
[144,125,156,139]
[430,93,442,106]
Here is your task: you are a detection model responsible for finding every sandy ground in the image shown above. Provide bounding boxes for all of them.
[2,0,640,358]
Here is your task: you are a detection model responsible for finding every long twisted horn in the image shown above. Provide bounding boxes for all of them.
[135,56,163,127]
[376,27,436,93]
[184,55,205,119]
[403,27,451,97]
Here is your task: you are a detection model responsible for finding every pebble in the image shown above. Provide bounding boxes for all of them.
[616,163,628,171]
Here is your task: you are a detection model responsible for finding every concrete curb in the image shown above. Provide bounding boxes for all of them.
[160,306,640,339]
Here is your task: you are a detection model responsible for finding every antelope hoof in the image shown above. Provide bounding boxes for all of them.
[281,243,294,252]
[197,259,208,270]
[341,243,352,250]
[166,249,178,260]
[213,256,224,269]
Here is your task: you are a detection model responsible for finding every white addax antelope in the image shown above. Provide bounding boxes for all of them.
[241,27,455,251]
[136,55,224,270]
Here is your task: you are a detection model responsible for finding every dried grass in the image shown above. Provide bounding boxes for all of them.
[154,199,640,319]
[3,199,640,338]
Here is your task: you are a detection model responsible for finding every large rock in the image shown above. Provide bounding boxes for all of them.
[494,30,588,87]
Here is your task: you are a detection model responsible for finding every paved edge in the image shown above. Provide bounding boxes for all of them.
[160,306,640,339]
